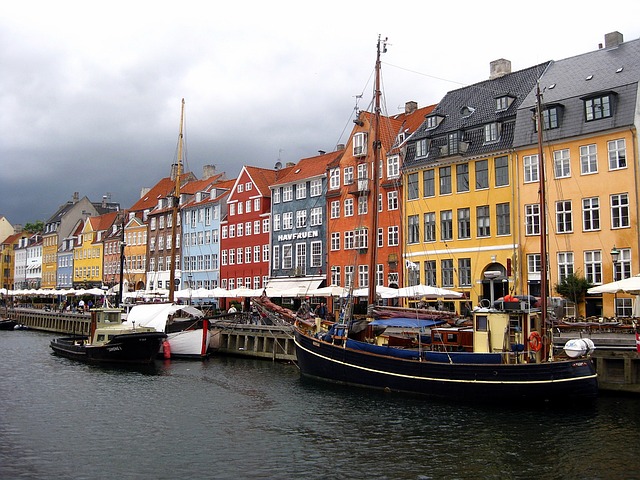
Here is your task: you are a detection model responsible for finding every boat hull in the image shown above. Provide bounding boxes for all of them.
[0,319,18,330]
[50,332,167,365]
[164,327,211,359]
[294,329,598,402]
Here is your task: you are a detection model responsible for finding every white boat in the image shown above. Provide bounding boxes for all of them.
[124,303,210,359]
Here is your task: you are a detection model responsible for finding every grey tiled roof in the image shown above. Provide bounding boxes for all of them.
[404,62,549,169]
[513,37,640,147]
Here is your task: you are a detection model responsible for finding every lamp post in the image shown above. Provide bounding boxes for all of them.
[611,245,620,317]
[610,245,620,281]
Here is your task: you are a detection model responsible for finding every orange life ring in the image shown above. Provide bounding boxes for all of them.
[528,332,542,352]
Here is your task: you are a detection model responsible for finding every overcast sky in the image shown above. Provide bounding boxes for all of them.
[2,1,639,226]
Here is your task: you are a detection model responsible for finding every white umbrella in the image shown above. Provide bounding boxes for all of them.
[307,285,347,297]
[587,274,640,295]
[351,285,398,299]
[397,284,463,299]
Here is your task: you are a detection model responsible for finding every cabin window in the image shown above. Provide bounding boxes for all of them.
[476,315,488,332]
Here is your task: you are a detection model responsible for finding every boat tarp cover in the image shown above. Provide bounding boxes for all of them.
[423,351,503,364]
[123,303,203,332]
[345,339,422,360]
[369,318,447,328]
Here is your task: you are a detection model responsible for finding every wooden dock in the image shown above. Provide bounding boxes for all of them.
[209,321,296,362]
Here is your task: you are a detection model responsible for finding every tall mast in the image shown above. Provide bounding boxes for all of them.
[535,85,548,337]
[168,98,185,303]
[367,35,386,309]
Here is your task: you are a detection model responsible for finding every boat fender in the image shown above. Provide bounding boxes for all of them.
[528,332,542,352]
[163,339,171,359]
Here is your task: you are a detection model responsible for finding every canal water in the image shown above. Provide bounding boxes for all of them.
[1,330,640,480]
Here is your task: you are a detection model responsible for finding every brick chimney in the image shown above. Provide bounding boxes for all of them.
[405,101,418,114]
[202,164,216,179]
[489,59,511,80]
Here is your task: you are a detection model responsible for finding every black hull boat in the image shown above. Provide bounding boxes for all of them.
[294,327,598,403]
[51,331,167,365]
[0,319,18,330]
[50,308,167,365]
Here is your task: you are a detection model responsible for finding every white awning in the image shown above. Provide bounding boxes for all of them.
[265,277,324,297]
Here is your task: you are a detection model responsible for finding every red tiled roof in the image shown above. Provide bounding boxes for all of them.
[273,150,343,186]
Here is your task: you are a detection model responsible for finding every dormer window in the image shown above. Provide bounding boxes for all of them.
[460,106,475,118]
[448,132,460,155]
[533,104,562,131]
[415,138,428,158]
[484,123,499,143]
[583,93,613,121]
[495,95,514,111]
[353,132,367,157]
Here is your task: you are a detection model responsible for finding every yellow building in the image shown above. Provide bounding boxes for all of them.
[73,212,118,288]
[123,216,148,292]
[402,61,547,314]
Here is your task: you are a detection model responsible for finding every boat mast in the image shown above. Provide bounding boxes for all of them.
[367,35,386,310]
[535,84,548,339]
[168,98,185,303]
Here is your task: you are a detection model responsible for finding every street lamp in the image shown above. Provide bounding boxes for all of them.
[610,245,620,281]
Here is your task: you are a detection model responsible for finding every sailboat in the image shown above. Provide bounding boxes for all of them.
[292,37,598,403]
[125,99,211,359]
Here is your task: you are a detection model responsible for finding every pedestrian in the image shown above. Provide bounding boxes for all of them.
[228,304,237,314]
[318,302,327,319]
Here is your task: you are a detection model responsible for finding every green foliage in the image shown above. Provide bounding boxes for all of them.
[23,221,44,233]
[555,273,592,304]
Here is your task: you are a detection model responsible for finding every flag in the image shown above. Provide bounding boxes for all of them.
[405,260,418,271]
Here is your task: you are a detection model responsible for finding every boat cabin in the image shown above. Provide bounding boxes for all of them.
[430,326,473,352]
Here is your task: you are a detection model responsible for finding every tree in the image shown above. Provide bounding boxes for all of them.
[555,273,592,305]
[23,221,44,233]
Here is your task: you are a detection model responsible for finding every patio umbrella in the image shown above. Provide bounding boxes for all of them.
[587,275,640,295]
[396,284,463,299]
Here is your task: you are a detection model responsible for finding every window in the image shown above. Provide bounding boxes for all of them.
[296,210,307,228]
[331,266,341,287]
[355,228,368,249]
[263,244,269,262]
[457,208,471,239]
[440,210,453,240]
[441,259,454,287]
[477,206,490,237]
[282,245,292,270]
[448,132,459,155]
[584,250,602,284]
[273,214,280,231]
[310,207,322,226]
[357,163,368,191]
[496,96,511,111]
[358,265,369,288]
[344,166,354,185]
[496,203,510,236]
[344,198,354,217]
[580,144,597,174]
[237,184,244,193]
[296,182,306,199]
[310,179,322,196]
[353,132,367,156]
[456,163,469,193]
[495,156,508,186]
[541,107,559,130]
[614,248,632,281]
[475,160,488,189]
[426,116,438,129]
[387,191,398,210]
[458,258,471,286]
[525,204,540,235]
[408,215,420,244]
[282,185,293,202]
[253,220,260,235]
[254,198,260,211]
[329,168,340,189]
[311,242,322,267]
[616,298,633,317]
[524,155,539,183]
[582,197,600,231]
[272,189,281,204]
[527,254,541,274]
[263,218,269,233]
[344,231,355,249]
[295,243,306,272]
[558,252,574,283]
[611,193,629,228]
[237,223,243,237]
[553,149,570,178]
[608,139,626,170]
[424,212,436,242]
[282,212,293,230]
[331,201,340,219]
[584,94,611,121]
[357,196,368,215]
[387,156,399,178]
[388,226,399,246]
[331,232,340,251]
[424,260,436,286]
[415,138,428,157]
[439,166,451,195]
[423,170,435,197]
[272,246,279,270]
[484,123,498,142]
[245,199,251,213]
[556,200,573,233]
